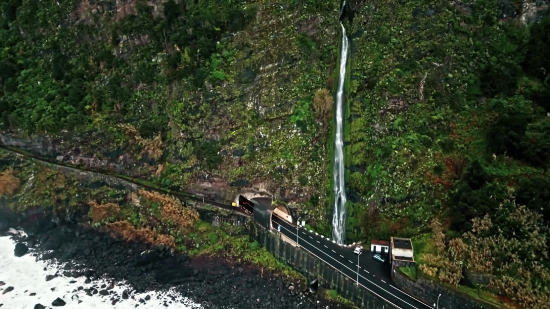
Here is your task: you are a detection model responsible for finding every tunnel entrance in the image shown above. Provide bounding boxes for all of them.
[238,195,255,215]
[273,205,292,224]
[240,196,293,230]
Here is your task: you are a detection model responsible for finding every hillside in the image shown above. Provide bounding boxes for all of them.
[1,0,550,307]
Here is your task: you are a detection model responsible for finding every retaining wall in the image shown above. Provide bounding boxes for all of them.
[391,264,499,309]
[250,224,391,309]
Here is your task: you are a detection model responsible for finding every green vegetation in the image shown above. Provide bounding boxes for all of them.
[0,149,128,212]
[0,0,340,212]
[2,0,550,307]
[0,148,305,283]
[324,289,359,308]
[342,0,550,307]
[399,266,417,280]
[457,285,517,309]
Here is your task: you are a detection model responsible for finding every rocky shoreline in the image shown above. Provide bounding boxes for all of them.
[0,212,354,309]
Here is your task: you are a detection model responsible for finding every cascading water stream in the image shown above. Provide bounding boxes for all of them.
[331,19,349,245]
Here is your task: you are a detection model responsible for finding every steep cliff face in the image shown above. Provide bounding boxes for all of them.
[341,0,550,242]
[0,0,340,226]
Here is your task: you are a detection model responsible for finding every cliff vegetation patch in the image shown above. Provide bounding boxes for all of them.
[0,168,20,197]
[342,0,550,306]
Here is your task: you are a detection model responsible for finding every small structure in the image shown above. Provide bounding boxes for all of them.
[251,197,292,230]
[389,237,415,264]
[370,240,390,254]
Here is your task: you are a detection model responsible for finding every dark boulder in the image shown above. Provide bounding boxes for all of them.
[51,297,66,306]
[14,242,29,257]
[134,250,159,266]
[0,216,9,233]
[155,258,193,285]
[42,236,64,250]
[2,286,14,294]
[34,304,46,309]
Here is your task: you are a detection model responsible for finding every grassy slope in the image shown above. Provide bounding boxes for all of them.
[0,0,340,213]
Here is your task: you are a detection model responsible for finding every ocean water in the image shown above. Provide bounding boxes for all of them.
[0,233,201,309]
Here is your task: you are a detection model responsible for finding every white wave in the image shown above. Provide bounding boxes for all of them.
[0,236,201,309]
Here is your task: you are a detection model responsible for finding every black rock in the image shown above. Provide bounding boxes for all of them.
[46,275,55,281]
[42,236,63,250]
[42,252,56,260]
[34,304,46,309]
[135,250,159,266]
[0,216,10,232]
[14,242,29,257]
[51,297,66,306]
[155,258,192,285]
[2,286,14,294]
[145,295,151,301]
[122,290,129,299]
[129,269,142,276]
[84,278,91,284]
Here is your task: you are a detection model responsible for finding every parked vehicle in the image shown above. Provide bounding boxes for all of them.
[373,254,386,263]
[231,202,237,207]
[353,247,362,255]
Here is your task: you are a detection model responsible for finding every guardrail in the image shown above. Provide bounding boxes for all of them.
[272,221,432,309]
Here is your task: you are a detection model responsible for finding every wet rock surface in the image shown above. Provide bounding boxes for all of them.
[3,220,353,309]
[14,242,28,257]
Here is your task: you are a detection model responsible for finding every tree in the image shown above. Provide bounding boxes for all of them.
[486,95,534,160]
[417,219,464,287]
[463,202,550,308]
[516,175,550,223]
[521,118,550,168]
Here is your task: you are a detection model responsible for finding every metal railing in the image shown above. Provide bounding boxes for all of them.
[272,221,428,309]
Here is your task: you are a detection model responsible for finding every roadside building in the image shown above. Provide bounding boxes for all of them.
[389,237,415,265]
[370,240,390,254]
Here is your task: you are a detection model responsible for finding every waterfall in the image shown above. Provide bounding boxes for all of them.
[331,20,349,245]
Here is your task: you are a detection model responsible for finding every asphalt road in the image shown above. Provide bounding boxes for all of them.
[272,217,432,309]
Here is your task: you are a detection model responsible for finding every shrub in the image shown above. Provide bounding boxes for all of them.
[88,201,120,224]
[103,220,176,247]
[0,169,20,197]
[521,118,550,168]
[138,190,199,231]
[249,240,260,251]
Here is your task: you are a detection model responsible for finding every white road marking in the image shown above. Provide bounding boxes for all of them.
[324,245,328,248]
[349,260,354,263]
[340,255,344,258]
[309,236,313,239]
[365,270,369,273]
[381,280,386,283]
[317,241,320,244]
[278,223,422,309]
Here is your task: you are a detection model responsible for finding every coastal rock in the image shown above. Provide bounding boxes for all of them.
[51,297,66,306]
[8,219,352,309]
[0,217,9,233]
[14,242,28,257]
[2,286,14,294]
